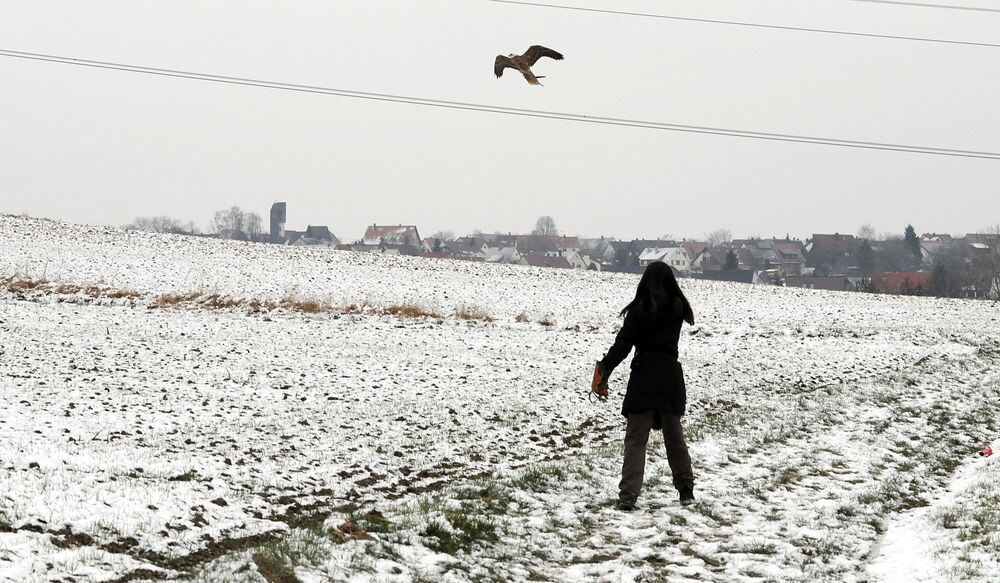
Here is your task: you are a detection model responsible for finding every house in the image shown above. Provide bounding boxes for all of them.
[417,251,452,260]
[692,245,755,272]
[519,253,572,269]
[920,239,960,266]
[363,224,421,246]
[693,247,731,272]
[870,271,932,295]
[963,233,1000,248]
[638,246,690,272]
[344,242,420,256]
[288,225,339,247]
[770,241,808,276]
[807,233,862,274]
[482,235,520,262]
[692,270,758,284]
[515,235,580,258]
[784,275,857,292]
[563,249,592,270]
[484,246,522,264]
[580,237,619,265]
[681,241,709,265]
[626,239,673,267]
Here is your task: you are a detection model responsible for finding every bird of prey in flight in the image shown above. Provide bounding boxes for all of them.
[494,45,564,86]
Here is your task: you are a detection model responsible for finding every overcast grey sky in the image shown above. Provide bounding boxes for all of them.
[1,0,998,241]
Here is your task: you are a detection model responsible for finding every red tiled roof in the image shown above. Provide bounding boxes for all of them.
[810,234,860,254]
[521,253,572,269]
[363,225,420,245]
[681,241,708,262]
[516,235,580,251]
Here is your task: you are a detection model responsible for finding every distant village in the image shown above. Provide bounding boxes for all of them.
[127,202,1000,301]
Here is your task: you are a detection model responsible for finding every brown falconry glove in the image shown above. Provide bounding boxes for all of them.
[591,361,609,401]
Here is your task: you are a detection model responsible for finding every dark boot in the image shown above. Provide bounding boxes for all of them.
[679,487,695,506]
[616,497,638,512]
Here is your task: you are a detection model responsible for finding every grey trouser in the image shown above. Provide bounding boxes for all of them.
[619,411,694,501]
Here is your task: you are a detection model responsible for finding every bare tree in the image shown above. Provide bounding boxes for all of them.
[857,224,875,241]
[532,216,558,236]
[979,225,1000,299]
[211,206,262,241]
[125,216,195,234]
[245,213,262,241]
[706,229,732,247]
[432,230,455,241]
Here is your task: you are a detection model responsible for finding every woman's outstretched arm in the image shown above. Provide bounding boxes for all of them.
[599,311,639,375]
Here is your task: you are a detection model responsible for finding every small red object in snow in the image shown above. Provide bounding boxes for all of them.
[979,446,993,457]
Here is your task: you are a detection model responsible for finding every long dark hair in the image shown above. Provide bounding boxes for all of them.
[620,261,695,325]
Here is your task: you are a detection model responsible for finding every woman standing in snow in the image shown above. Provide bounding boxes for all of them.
[595,260,696,511]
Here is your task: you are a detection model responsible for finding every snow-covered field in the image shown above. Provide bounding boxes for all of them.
[1,215,998,582]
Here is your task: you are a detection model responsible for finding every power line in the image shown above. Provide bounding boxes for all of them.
[1,48,998,160]
[845,0,1000,14]
[482,0,1000,48]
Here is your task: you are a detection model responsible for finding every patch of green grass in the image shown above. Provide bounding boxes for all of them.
[421,509,499,554]
[454,482,510,514]
[351,510,395,534]
[512,465,567,493]
[251,551,300,583]
[693,503,736,526]
[773,466,802,487]
[679,544,724,568]
[729,540,777,555]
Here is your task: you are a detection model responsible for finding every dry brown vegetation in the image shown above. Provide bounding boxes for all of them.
[279,297,332,314]
[4,275,492,324]
[2,276,49,294]
[342,300,373,315]
[515,312,531,323]
[382,304,443,319]
[104,288,142,300]
[454,306,495,322]
[4,276,141,301]
[537,315,556,327]
[153,291,205,308]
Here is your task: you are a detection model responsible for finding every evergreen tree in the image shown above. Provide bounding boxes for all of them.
[724,249,739,270]
[904,224,922,268]
[858,240,875,275]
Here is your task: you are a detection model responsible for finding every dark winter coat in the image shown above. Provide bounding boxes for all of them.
[599,298,687,417]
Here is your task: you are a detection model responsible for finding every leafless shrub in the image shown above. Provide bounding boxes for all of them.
[103,288,141,300]
[56,283,82,295]
[200,294,245,309]
[153,291,204,308]
[279,296,330,314]
[342,300,374,315]
[515,312,531,323]
[2,276,49,294]
[454,306,494,322]
[538,315,555,327]
[383,304,442,319]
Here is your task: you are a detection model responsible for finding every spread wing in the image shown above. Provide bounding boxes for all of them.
[522,45,563,66]
[494,55,515,78]
[520,68,542,86]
